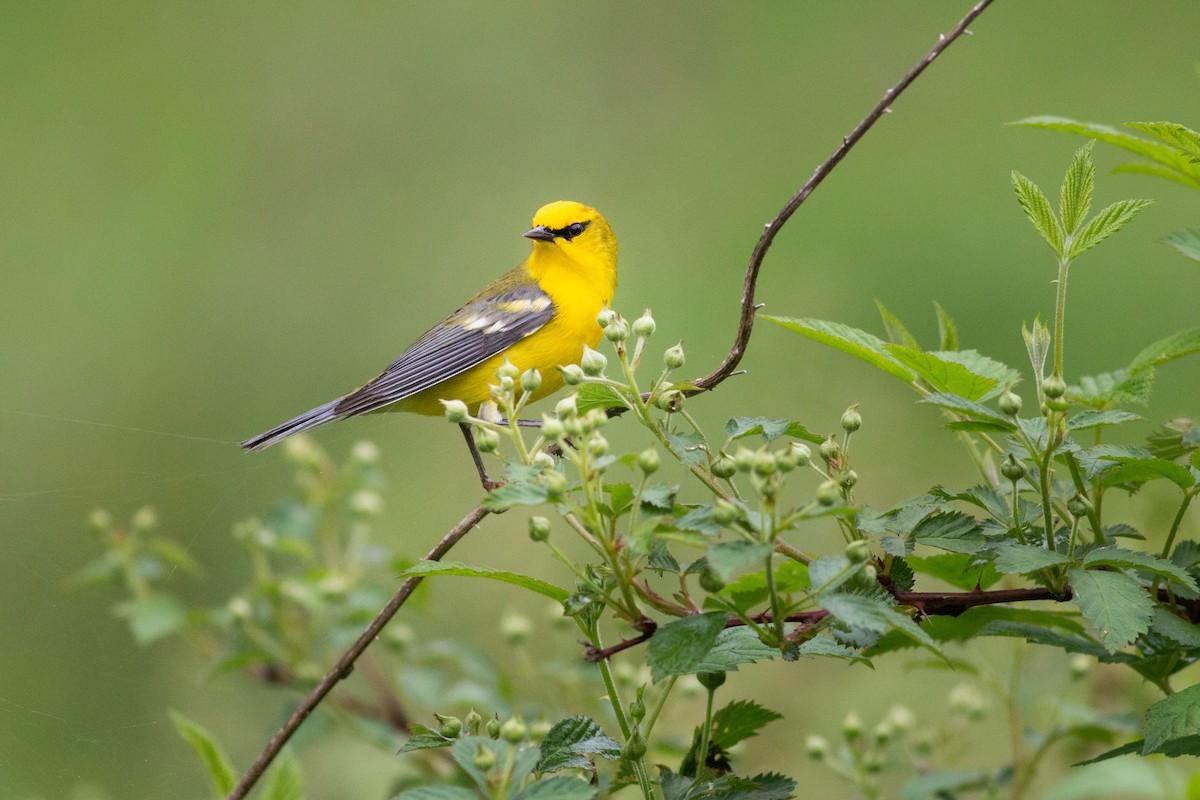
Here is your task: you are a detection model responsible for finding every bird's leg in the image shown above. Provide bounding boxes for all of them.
[459,423,502,492]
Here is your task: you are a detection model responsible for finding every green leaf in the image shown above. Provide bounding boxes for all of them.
[1101,457,1195,489]
[1163,228,1200,262]
[1146,418,1199,461]
[513,776,596,800]
[170,710,237,796]
[724,416,821,445]
[1129,328,1200,373]
[397,732,455,754]
[1068,568,1153,653]
[918,392,1016,429]
[1067,199,1153,261]
[691,627,780,672]
[1071,369,1155,407]
[990,544,1070,574]
[1060,142,1095,234]
[1081,547,1199,590]
[709,700,783,750]
[875,301,920,349]
[115,593,187,645]
[1067,410,1142,431]
[933,302,959,352]
[1012,170,1064,256]
[706,541,773,582]
[573,382,628,414]
[1151,607,1200,648]
[665,431,707,468]
[393,788,481,800]
[885,347,1009,401]
[1023,318,1052,387]
[1013,116,1200,190]
[261,750,304,800]
[640,483,678,511]
[761,315,914,382]
[795,635,874,665]
[911,512,984,555]
[1124,121,1200,162]
[1143,684,1200,755]
[900,771,990,800]
[906,554,1002,591]
[481,479,553,510]
[536,716,620,773]
[819,593,933,648]
[399,561,569,603]
[648,612,727,681]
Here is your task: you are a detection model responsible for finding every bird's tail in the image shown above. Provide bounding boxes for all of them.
[240,399,343,452]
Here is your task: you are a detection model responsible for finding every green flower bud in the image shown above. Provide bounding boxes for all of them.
[816,480,840,506]
[500,714,527,743]
[596,308,616,328]
[819,437,840,464]
[530,717,553,741]
[604,320,629,343]
[500,612,532,645]
[873,721,893,745]
[757,476,777,498]
[434,713,462,738]
[846,539,870,564]
[887,705,915,732]
[349,489,383,517]
[585,408,608,429]
[711,455,737,479]
[663,342,686,369]
[775,447,798,472]
[541,415,565,441]
[283,435,322,469]
[88,508,113,534]
[862,564,877,583]
[805,734,829,760]
[1069,653,1091,680]
[542,469,568,496]
[790,442,812,467]
[486,715,501,739]
[587,434,609,457]
[555,396,578,419]
[1000,454,1026,482]
[131,506,158,532]
[465,708,483,736]
[630,687,647,722]
[840,469,858,489]
[842,711,862,741]
[638,448,660,474]
[351,440,380,464]
[520,368,542,393]
[1067,493,1092,519]
[472,743,496,771]
[559,363,585,385]
[754,451,778,476]
[528,516,551,542]
[734,447,757,473]
[474,427,500,453]
[699,567,726,593]
[497,359,520,382]
[1043,374,1067,399]
[840,405,862,433]
[581,345,608,376]
[1047,395,1070,412]
[999,390,1022,416]
[621,732,648,761]
[441,400,469,424]
[532,451,556,471]
[498,375,515,394]
[712,498,738,526]
[227,596,251,621]
[655,389,683,413]
[863,752,884,774]
[696,671,726,691]
[633,310,656,338]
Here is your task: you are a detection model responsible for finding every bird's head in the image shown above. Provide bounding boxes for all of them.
[524,201,618,271]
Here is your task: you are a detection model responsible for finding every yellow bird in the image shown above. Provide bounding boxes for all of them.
[241,200,619,452]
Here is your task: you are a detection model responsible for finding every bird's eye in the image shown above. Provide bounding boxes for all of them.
[566,221,588,239]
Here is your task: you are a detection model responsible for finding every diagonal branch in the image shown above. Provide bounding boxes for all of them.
[227,505,491,800]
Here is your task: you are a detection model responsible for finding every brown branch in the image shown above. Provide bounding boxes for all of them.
[692,0,996,393]
[227,505,491,800]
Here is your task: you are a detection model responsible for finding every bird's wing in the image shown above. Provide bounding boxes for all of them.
[333,272,555,416]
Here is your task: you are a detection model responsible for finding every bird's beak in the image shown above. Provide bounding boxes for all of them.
[523,225,556,242]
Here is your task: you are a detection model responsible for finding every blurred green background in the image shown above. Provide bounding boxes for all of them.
[3,2,1198,798]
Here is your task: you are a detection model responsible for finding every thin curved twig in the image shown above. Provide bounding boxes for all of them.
[227,505,491,800]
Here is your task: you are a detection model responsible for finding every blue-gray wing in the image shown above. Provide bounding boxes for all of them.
[332,280,554,416]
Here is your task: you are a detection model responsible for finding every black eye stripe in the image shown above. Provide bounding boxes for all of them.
[549,220,590,241]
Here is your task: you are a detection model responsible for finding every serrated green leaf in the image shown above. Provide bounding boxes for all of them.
[481,479,553,510]
[170,710,237,796]
[1081,547,1199,590]
[1060,142,1095,234]
[1068,568,1153,653]
[648,612,727,681]
[397,733,455,754]
[761,315,914,382]
[911,512,984,555]
[1129,328,1200,373]
[1146,418,1199,461]
[1067,199,1153,261]
[706,541,773,582]
[399,561,569,603]
[1143,684,1200,754]
[1073,444,1156,478]
[536,716,620,773]
[886,347,1000,401]
[573,382,628,414]
[925,605,1086,643]
[933,301,959,352]
[819,593,933,647]
[794,635,873,665]
[691,627,780,673]
[514,776,596,800]
[1071,368,1155,407]
[723,416,820,444]
[666,431,707,468]
[990,544,1070,574]
[1023,318,1052,387]
[1151,607,1200,647]
[1067,410,1142,430]
[709,700,783,750]
[641,483,678,511]
[1125,121,1200,162]
[918,392,1016,429]
[1014,116,1200,190]
[115,594,187,645]
[1012,170,1064,256]
[906,554,1002,591]
[1163,229,1200,262]
[261,749,304,800]
[393,788,481,800]
[1102,457,1195,489]
[875,300,920,349]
